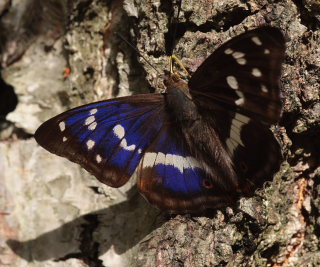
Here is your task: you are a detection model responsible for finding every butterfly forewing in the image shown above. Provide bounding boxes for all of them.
[189,27,285,124]
[35,94,165,187]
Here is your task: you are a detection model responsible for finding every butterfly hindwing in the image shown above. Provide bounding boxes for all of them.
[202,109,281,195]
[137,125,236,213]
[229,115,281,194]
[35,94,165,187]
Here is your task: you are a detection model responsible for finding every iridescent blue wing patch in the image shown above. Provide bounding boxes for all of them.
[137,125,235,213]
[35,94,165,187]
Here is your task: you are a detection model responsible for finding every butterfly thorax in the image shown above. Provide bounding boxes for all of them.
[163,73,240,192]
[163,73,200,123]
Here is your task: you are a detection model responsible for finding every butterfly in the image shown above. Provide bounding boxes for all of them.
[35,26,285,213]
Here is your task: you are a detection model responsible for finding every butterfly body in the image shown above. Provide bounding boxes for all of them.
[35,27,285,213]
[164,74,236,191]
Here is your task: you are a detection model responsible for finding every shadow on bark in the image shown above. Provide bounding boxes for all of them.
[7,192,164,264]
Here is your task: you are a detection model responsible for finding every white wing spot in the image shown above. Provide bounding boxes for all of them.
[264,49,270,54]
[86,139,95,150]
[120,139,136,151]
[230,125,244,146]
[234,113,250,124]
[88,122,97,131]
[261,84,268,93]
[143,152,202,174]
[113,124,125,139]
[232,52,246,65]
[155,152,166,165]
[235,91,244,106]
[226,138,238,156]
[90,108,98,115]
[232,51,245,58]
[143,152,157,168]
[235,98,244,106]
[224,48,234,54]
[165,154,183,173]
[226,76,239,90]
[251,36,262,46]
[113,124,137,152]
[85,116,95,126]
[252,68,262,77]
[138,149,142,154]
[96,154,102,163]
[236,58,246,65]
[185,157,201,170]
[63,136,67,142]
[226,113,250,155]
[59,121,66,132]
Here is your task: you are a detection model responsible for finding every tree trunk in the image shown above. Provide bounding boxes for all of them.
[0,0,319,266]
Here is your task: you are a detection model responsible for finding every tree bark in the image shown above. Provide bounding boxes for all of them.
[0,0,319,266]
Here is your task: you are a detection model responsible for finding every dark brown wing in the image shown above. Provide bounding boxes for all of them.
[188,27,285,195]
[189,26,285,124]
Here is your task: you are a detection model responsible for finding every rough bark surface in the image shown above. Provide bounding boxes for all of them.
[0,0,319,266]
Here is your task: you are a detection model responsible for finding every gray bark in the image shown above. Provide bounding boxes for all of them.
[0,0,319,266]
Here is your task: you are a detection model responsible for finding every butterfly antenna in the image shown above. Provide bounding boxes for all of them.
[167,1,190,78]
[115,32,160,75]
[170,55,191,78]
[167,0,182,56]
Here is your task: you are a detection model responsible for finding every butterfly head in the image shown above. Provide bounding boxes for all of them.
[163,70,192,99]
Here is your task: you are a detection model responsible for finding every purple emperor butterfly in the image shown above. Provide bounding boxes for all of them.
[35,27,285,213]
